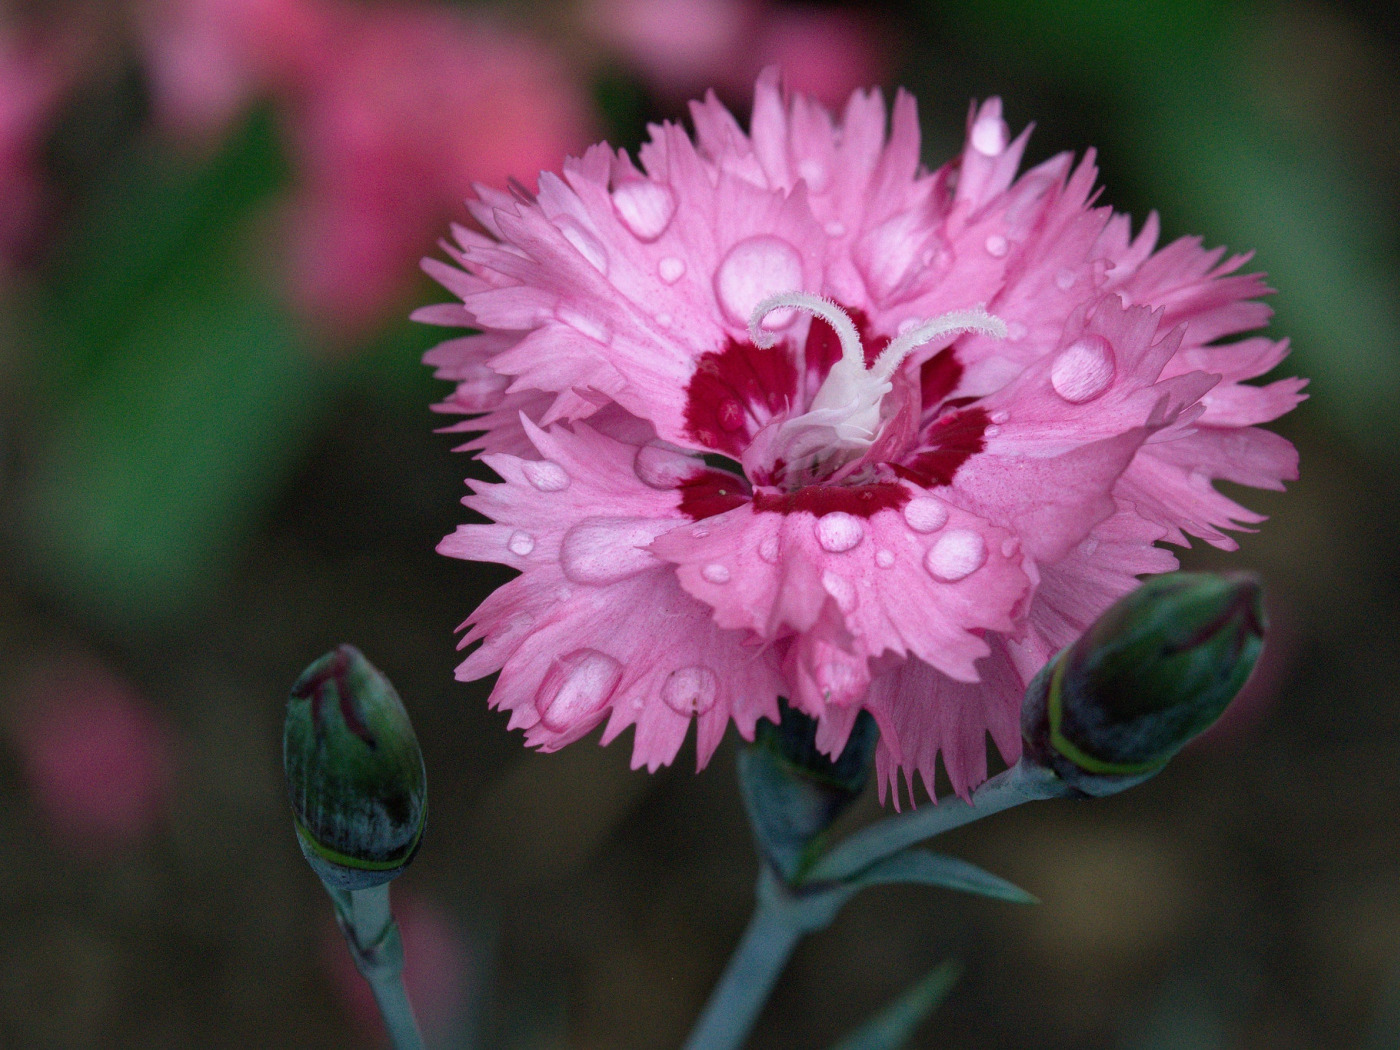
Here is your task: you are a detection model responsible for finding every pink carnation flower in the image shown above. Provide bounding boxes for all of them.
[420,72,1303,803]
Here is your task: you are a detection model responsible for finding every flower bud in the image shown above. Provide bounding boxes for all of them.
[284,645,427,889]
[1022,572,1265,796]
[738,700,877,882]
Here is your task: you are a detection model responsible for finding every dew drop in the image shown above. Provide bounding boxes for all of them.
[658,256,686,284]
[507,530,536,556]
[1050,335,1115,404]
[797,158,829,192]
[661,665,719,715]
[985,425,1001,438]
[717,399,747,431]
[701,563,731,584]
[611,179,677,241]
[985,234,1009,258]
[1055,268,1077,291]
[971,114,1009,156]
[634,441,697,489]
[825,220,846,237]
[815,512,864,553]
[758,535,780,564]
[875,548,896,568]
[821,570,858,613]
[559,517,666,585]
[557,305,610,344]
[902,497,949,534]
[990,410,1010,424]
[691,525,710,539]
[558,220,609,273]
[522,460,570,491]
[714,236,804,328]
[924,530,987,582]
[535,649,623,731]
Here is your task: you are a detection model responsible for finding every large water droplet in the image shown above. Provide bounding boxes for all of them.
[611,179,677,241]
[714,236,804,328]
[924,530,987,582]
[821,570,858,613]
[985,234,1009,258]
[535,649,623,731]
[701,563,731,584]
[658,256,686,284]
[507,530,536,556]
[634,441,698,490]
[815,512,864,553]
[902,497,949,534]
[661,665,719,715]
[875,549,896,568]
[1050,335,1115,403]
[522,460,570,491]
[758,536,780,564]
[971,114,1009,156]
[560,517,665,585]
[558,219,609,273]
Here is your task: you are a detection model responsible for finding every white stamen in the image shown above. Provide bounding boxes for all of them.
[749,292,863,365]
[745,293,1008,480]
[872,307,1008,381]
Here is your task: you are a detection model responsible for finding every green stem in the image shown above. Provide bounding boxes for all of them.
[805,761,1067,884]
[328,882,426,1050]
[682,888,804,1050]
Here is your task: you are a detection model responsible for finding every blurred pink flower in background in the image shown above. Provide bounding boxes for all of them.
[323,891,473,1046]
[422,72,1302,803]
[140,0,593,336]
[6,655,177,854]
[582,0,888,105]
[0,21,80,263]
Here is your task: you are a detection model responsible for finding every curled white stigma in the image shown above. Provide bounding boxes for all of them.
[747,292,1007,462]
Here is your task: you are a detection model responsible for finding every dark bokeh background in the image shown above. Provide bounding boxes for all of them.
[1,0,1396,1046]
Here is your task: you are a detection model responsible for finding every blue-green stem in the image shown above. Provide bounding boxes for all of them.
[683,868,848,1050]
[328,882,426,1050]
[805,760,1068,884]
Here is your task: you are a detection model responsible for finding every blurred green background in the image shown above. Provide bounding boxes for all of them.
[0,0,1395,1046]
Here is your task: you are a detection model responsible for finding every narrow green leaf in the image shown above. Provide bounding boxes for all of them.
[847,849,1038,904]
[828,960,962,1050]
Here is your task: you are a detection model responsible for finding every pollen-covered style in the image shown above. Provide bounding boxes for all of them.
[419,71,1302,804]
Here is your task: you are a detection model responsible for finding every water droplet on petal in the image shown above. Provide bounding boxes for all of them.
[661,665,719,715]
[701,563,731,584]
[815,512,864,553]
[985,234,1009,258]
[715,236,804,329]
[558,220,609,273]
[758,535,780,563]
[560,517,666,585]
[522,460,570,491]
[825,220,846,237]
[797,158,829,191]
[875,549,896,568]
[1055,269,1077,291]
[717,399,746,431]
[990,410,1010,424]
[557,305,610,344]
[507,531,536,556]
[821,570,858,613]
[658,256,686,284]
[971,114,1009,156]
[902,497,949,534]
[634,441,698,489]
[691,526,710,539]
[1050,335,1115,403]
[984,425,1001,438]
[535,649,623,731]
[611,179,677,241]
[924,530,987,582]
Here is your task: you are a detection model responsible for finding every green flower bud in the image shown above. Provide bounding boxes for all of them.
[284,645,427,889]
[1022,572,1266,797]
[738,699,877,883]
